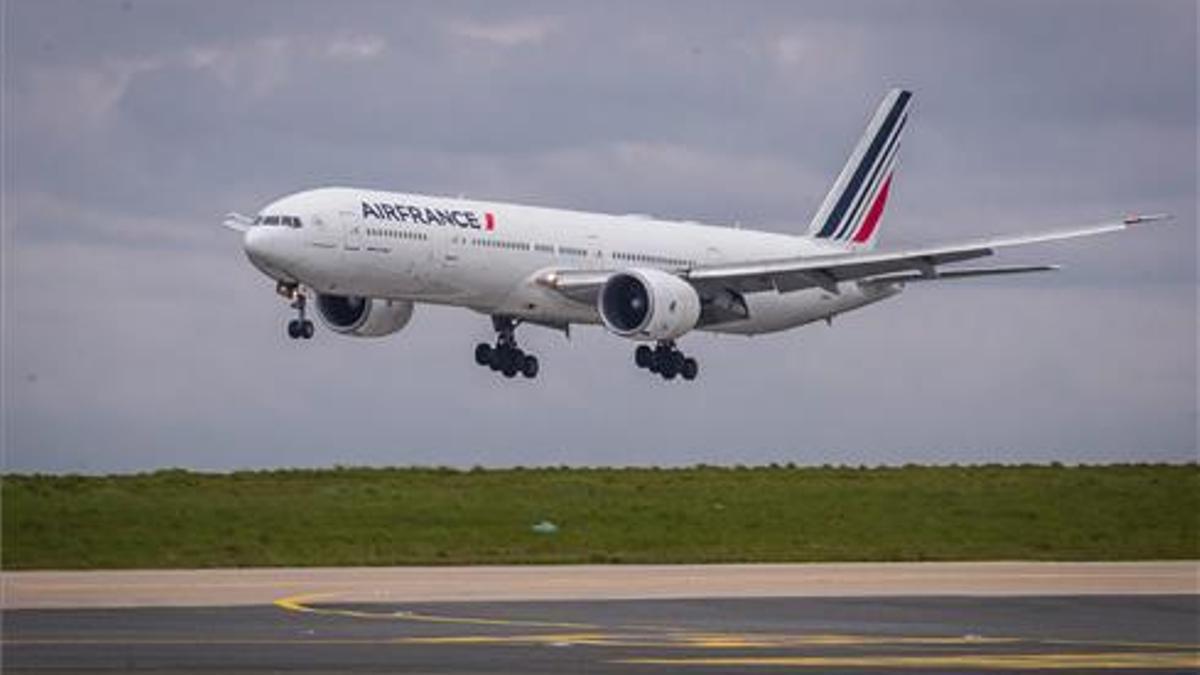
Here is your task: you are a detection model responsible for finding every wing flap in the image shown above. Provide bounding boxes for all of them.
[863,264,1060,285]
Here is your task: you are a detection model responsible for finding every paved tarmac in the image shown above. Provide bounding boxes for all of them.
[3,563,1197,672]
[5,561,1196,608]
[4,595,1198,673]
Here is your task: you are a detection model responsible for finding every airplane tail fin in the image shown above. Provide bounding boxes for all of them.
[806,88,911,249]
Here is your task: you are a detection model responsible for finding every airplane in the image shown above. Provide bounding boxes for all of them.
[223,89,1167,382]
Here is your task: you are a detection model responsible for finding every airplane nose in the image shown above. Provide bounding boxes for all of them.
[243,225,269,262]
[243,226,289,279]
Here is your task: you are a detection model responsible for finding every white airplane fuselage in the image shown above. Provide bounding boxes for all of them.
[244,186,898,337]
[233,89,1156,381]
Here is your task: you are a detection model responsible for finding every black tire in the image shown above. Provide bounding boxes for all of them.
[301,320,315,339]
[287,319,300,339]
[670,350,685,372]
[502,363,518,378]
[488,348,504,371]
[681,357,698,381]
[475,343,492,366]
[635,345,653,368]
[501,347,520,372]
[521,354,539,379]
[659,353,679,379]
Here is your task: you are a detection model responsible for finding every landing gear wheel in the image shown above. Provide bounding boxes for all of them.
[475,343,493,366]
[521,354,539,379]
[280,286,312,341]
[681,357,698,381]
[659,358,679,380]
[502,359,519,378]
[635,345,653,369]
[669,351,685,373]
[478,316,543,380]
[641,341,698,382]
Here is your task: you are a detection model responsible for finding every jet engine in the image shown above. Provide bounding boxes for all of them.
[315,294,414,337]
[599,268,701,341]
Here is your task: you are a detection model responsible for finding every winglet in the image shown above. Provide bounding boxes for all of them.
[1122,213,1172,226]
[222,212,254,232]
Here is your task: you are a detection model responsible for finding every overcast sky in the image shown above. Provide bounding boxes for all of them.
[3,0,1196,473]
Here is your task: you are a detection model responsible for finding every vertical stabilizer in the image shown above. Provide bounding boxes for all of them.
[807,89,911,249]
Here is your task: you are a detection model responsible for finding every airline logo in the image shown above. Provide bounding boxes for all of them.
[813,89,910,245]
[361,201,496,231]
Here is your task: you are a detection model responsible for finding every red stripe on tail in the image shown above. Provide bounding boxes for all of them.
[851,174,892,243]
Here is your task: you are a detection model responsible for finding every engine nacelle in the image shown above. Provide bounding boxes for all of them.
[599,268,701,341]
[315,294,414,337]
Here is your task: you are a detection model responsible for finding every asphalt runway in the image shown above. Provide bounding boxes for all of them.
[4,595,1198,673]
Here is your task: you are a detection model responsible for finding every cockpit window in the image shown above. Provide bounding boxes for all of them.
[257,214,302,228]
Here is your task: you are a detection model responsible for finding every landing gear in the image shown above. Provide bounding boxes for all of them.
[635,341,698,381]
[279,282,314,340]
[286,318,314,339]
[474,316,539,379]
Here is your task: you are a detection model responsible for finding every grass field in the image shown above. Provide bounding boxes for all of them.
[2,464,1196,569]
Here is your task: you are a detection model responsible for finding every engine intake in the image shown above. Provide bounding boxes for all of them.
[315,294,414,337]
[599,268,700,341]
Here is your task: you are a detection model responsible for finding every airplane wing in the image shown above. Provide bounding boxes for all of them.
[684,214,1169,295]
[538,214,1169,302]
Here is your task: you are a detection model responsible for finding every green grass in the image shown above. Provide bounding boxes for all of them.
[2,464,1196,569]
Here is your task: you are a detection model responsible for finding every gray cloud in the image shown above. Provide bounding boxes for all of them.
[3,0,1196,472]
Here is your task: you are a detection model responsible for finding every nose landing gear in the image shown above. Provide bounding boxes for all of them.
[279,282,314,340]
[635,341,698,381]
[474,316,539,379]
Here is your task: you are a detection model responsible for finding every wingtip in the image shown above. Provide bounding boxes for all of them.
[1122,213,1173,226]
[221,212,252,232]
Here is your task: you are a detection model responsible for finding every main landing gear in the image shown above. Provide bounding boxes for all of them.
[278,281,314,340]
[635,341,698,381]
[474,316,539,379]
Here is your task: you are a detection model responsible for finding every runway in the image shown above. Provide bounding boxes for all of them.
[4,595,1197,672]
[3,563,1197,673]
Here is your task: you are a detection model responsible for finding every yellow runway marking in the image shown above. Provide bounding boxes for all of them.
[261,591,1200,669]
[273,592,596,629]
[617,652,1200,670]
